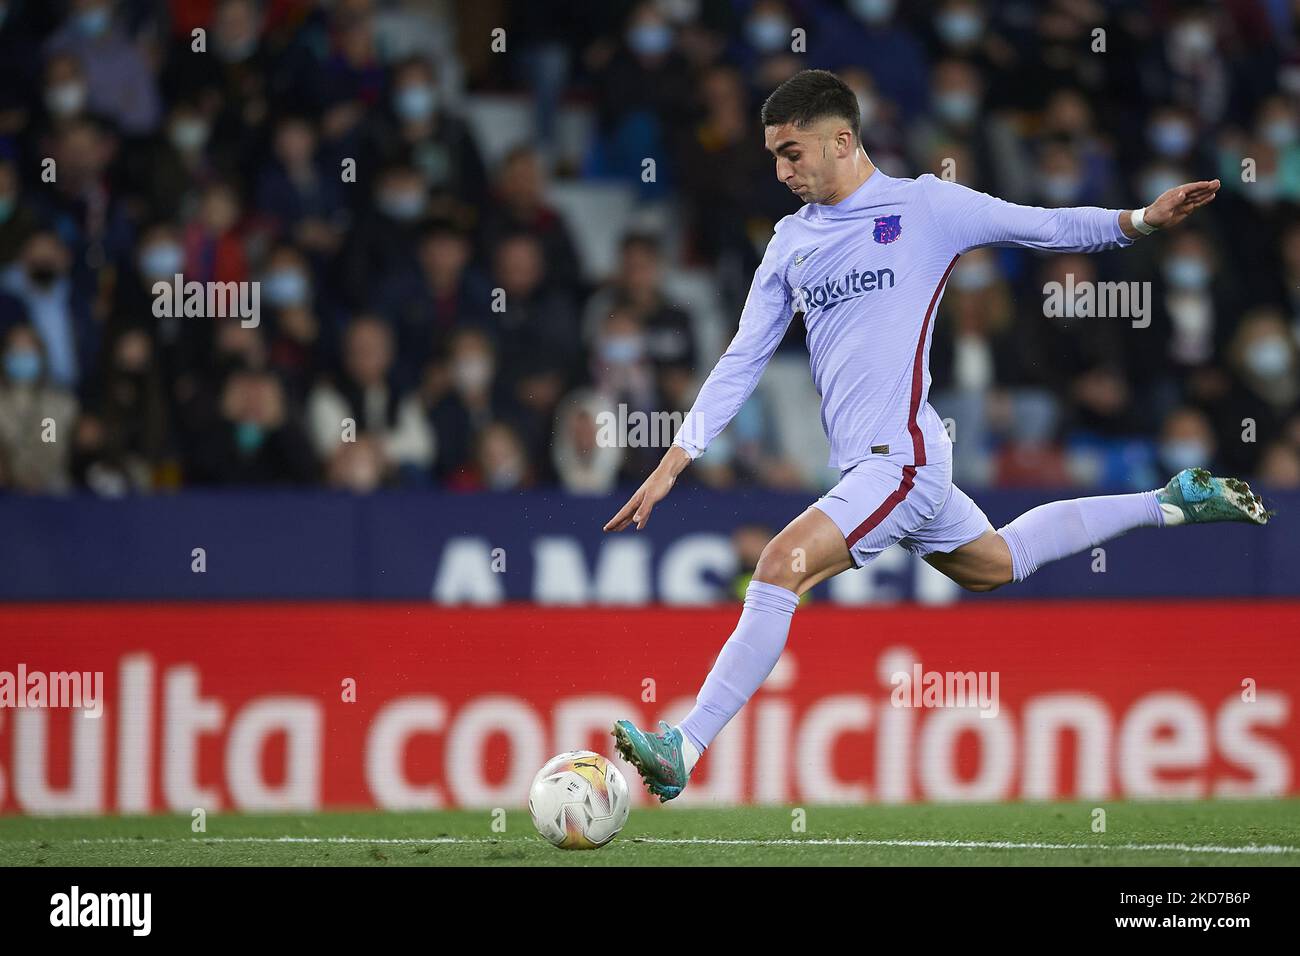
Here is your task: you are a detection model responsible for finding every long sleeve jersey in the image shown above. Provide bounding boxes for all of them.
[672,169,1134,473]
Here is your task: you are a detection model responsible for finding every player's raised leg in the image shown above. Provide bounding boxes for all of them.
[612,506,851,801]
[927,467,1271,592]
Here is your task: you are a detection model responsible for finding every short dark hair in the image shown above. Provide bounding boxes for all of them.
[760,69,860,144]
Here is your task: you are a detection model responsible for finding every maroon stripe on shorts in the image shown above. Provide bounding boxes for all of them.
[845,464,917,549]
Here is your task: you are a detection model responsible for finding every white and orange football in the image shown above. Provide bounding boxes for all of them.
[527,751,631,850]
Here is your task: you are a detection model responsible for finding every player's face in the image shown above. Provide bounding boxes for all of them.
[764,120,841,204]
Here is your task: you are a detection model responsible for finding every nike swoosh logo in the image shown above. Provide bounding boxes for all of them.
[794,248,818,266]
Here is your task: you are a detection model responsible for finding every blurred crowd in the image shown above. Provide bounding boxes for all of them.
[1,0,1299,497]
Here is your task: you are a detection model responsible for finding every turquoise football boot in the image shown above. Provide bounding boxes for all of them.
[611,720,689,803]
[1155,467,1272,526]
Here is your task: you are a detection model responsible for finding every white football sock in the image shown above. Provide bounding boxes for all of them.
[676,725,701,774]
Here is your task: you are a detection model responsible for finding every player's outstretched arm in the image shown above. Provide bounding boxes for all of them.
[604,445,693,532]
[1119,179,1220,238]
[921,175,1221,254]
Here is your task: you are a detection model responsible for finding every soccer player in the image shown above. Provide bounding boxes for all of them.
[605,70,1271,802]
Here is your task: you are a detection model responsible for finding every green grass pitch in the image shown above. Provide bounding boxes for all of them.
[2,799,1297,867]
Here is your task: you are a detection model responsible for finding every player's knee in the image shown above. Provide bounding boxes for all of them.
[957,557,1014,592]
[752,540,802,591]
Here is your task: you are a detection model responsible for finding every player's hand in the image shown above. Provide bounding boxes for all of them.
[1144,179,1220,229]
[603,447,690,532]
[603,468,675,532]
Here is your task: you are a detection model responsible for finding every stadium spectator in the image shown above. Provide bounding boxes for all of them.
[307,313,435,488]
[1213,308,1299,473]
[485,231,579,450]
[182,180,249,285]
[339,163,427,307]
[188,363,317,485]
[120,98,231,226]
[677,63,799,282]
[448,420,533,491]
[0,230,85,391]
[38,116,136,284]
[40,53,91,130]
[582,233,696,373]
[812,0,930,124]
[259,243,324,403]
[72,322,167,494]
[552,388,624,495]
[45,0,161,136]
[358,55,487,229]
[588,1,693,194]
[0,322,77,492]
[478,145,580,292]
[375,218,494,389]
[1156,406,1220,477]
[1257,439,1300,487]
[426,327,508,482]
[256,113,348,258]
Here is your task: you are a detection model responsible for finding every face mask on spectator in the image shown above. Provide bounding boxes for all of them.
[395,84,437,123]
[950,259,997,291]
[849,0,896,24]
[4,348,41,384]
[170,119,210,152]
[1160,439,1209,472]
[486,460,523,490]
[1163,255,1209,291]
[600,335,645,365]
[27,262,61,289]
[263,269,309,307]
[627,23,673,57]
[380,189,425,221]
[1245,338,1291,378]
[1263,120,1298,148]
[45,82,86,117]
[934,91,977,126]
[217,35,257,63]
[1141,170,1184,201]
[235,420,267,454]
[76,6,110,37]
[140,242,183,280]
[1149,120,1193,157]
[0,195,14,224]
[1245,176,1279,204]
[745,14,790,53]
[936,10,982,47]
[1172,21,1215,59]
[453,356,493,394]
[659,0,700,23]
[1039,173,1082,205]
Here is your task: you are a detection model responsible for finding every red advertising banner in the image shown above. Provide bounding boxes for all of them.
[0,603,1296,814]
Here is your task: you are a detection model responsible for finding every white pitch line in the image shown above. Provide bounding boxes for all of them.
[3,836,1297,855]
[633,838,1300,855]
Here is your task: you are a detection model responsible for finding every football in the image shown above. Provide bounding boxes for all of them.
[527,751,630,849]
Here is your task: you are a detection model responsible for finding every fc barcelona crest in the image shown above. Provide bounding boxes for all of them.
[873,214,902,244]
